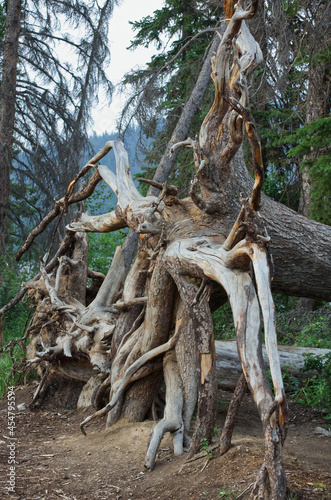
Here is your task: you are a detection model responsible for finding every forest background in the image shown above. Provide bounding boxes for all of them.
[0,0,330,421]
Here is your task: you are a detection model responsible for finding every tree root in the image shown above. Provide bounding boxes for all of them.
[251,463,268,500]
[80,332,180,435]
[250,424,286,500]
[145,350,184,470]
[218,373,247,456]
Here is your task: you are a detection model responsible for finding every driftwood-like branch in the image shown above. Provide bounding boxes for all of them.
[219,373,247,455]
[66,210,127,233]
[136,178,178,197]
[64,141,115,200]
[80,328,181,435]
[15,141,120,261]
[199,0,260,150]
[0,232,74,317]
[170,138,195,153]
[15,170,102,261]
[227,98,264,211]
[189,178,207,212]
[145,350,184,470]
[250,245,284,408]
[87,269,106,280]
[113,297,148,311]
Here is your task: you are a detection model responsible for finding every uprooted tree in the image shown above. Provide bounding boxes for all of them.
[2,1,331,498]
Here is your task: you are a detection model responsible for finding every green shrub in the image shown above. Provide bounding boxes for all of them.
[296,353,331,420]
[268,353,331,421]
[0,256,36,396]
[0,345,25,398]
[88,230,127,275]
[277,304,331,349]
[0,256,33,344]
[212,303,236,341]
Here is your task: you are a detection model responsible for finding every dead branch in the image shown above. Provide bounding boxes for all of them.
[136,178,178,196]
[113,297,148,311]
[0,232,74,317]
[218,373,247,455]
[227,97,264,211]
[15,170,102,261]
[14,140,119,261]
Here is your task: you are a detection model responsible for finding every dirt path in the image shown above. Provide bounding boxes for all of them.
[1,384,330,499]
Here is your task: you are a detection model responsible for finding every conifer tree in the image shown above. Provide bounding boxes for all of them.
[0,0,116,255]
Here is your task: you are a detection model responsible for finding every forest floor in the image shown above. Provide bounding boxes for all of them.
[0,383,330,500]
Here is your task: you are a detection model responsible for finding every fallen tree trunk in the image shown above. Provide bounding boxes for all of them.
[215,340,330,390]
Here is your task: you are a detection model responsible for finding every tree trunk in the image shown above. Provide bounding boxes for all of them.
[215,340,330,390]
[0,0,21,254]
[297,16,331,311]
[149,32,223,196]
[298,2,331,219]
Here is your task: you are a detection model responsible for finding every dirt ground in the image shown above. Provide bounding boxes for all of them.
[0,383,330,500]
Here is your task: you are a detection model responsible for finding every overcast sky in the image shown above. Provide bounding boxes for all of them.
[92,0,165,135]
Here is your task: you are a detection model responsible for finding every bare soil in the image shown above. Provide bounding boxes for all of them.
[1,383,330,500]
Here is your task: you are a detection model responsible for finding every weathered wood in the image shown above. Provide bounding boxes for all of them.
[219,373,247,455]
[175,300,197,445]
[215,340,330,390]
[148,32,224,196]
[163,261,217,457]
[145,350,184,470]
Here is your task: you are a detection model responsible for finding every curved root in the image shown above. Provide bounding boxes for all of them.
[145,350,184,470]
[80,332,180,435]
[219,373,247,456]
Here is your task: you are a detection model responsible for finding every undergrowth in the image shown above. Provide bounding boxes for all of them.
[296,353,331,421]
[277,303,331,349]
[214,298,331,420]
[0,256,34,398]
[267,352,331,421]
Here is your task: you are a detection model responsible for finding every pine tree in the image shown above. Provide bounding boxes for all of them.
[0,0,116,256]
[120,0,224,196]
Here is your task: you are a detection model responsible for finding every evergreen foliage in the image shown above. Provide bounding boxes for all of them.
[287,117,331,224]
[123,0,331,213]
[2,0,116,254]
[120,0,223,194]
[0,254,34,396]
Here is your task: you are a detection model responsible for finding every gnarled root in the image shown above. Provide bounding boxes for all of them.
[145,350,184,470]
[163,261,217,458]
[175,300,198,448]
[80,329,180,434]
[219,373,247,456]
[251,423,286,500]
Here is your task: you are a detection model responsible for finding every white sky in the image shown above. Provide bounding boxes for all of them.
[92,0,165,135]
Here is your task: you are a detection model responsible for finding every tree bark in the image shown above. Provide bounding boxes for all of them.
[148,32,223,196]
[298,2,331,218]
[0,0,22,254]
